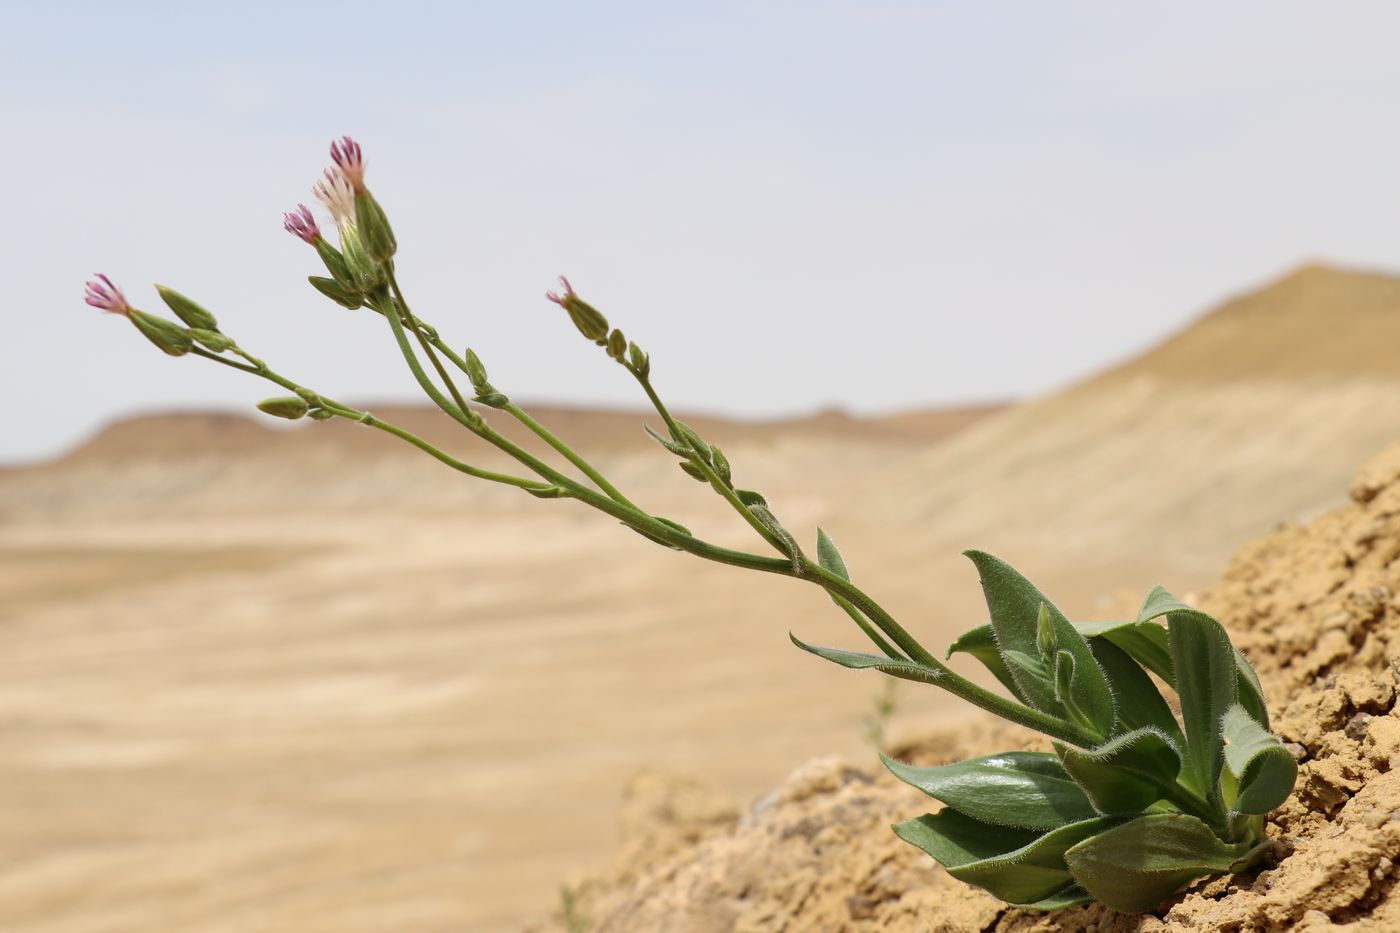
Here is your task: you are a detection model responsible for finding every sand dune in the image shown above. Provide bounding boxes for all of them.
[4,263,1400,931]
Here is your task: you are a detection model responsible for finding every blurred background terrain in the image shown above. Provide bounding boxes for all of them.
[7,263,1400,930]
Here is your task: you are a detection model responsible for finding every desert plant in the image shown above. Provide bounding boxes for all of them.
[84,137,1296,914]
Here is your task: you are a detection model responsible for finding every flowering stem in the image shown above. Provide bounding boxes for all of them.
[184,346,552,492]
[626,364,792,556]
[500,402,644,511]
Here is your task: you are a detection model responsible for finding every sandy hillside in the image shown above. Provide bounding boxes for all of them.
[548,439,1400,932]
[4,262,1400,932]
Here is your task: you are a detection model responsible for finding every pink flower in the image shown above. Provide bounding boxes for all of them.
[329,136,366,192]
[282,203,320,244]
[313,168,357,229]
[84,274,130,316]
[545,275,575,306]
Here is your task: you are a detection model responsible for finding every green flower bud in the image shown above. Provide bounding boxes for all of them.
[308,275,363,309]
[156,285,218,331]
[256,396,310,420]
[355,191,397,263]
[628,341,650,378]
[189,328,235,352]
[546,277,609,342]
[464,348,490,392]
[307,408,335,421]
[314,238,355,289]
[473,392,510,409]
[607,328,627,360]
[129,310,193,356]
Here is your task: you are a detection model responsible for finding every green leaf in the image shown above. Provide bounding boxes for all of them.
[1020,884,1093,910]
[946,623,1026,700]
[1233,647,1271,730]
[882,751,1097,830]
[1064,813,1245,913]
[1044,608,1116,741]
[643,424,689,457]
[1088,638,1185,746]
[790,634,945,687]
[894,809,1119,906]
[1221,705,1297,814]
[1057,728,1183,815]
[815,527,850,581]
[963,552,1070,717]
[1166,601,1239,800]
[1076,619,1175,687]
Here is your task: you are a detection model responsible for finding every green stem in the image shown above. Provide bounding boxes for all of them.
[502,402,642,510]
[630,367,790,554]
[185,346,550,493]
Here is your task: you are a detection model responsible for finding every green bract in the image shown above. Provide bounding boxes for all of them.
[798,551,1293,913]
[95,136,1297,919]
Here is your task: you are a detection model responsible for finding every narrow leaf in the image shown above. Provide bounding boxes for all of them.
[1088,638,1184,746]
[1056,728,1183,815]
[883,751,1097,830]
[963,552,1066,715]
[790,634,944,687]
[1233,647,1271,730]
[1020,885,1092,910]
[1167,603,1238,799]
[1221,705,1297,814]
[643,423,689,457]
[1064,813,1244,913]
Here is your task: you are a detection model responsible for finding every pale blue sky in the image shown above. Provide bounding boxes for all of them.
[6,2,1400,462]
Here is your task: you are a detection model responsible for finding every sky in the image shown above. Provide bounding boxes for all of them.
[5,1,1400,463]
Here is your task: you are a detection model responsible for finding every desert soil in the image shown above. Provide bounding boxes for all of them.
[545,440,1400,932]
[5,264,1400,931]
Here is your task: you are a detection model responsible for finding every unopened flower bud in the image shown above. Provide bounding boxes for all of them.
[189,328,235,352]
[464,348,490,392]
[129,310,193,356]
[307,407,335,421]
[84,274,130,316]
[155,285,218,331]
[545,276,609,342]
[308,275,363,309]
[607,328,627,360]
[355,191,397,263]
[628,341,650,378]
[256,396,310,420]
[473,392,510,409]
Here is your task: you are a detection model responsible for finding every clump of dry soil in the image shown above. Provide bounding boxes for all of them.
[539,441,1400,932]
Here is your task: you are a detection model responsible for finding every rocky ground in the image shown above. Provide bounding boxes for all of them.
[542,442,1400,932]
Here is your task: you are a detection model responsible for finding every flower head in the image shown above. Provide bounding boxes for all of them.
[313,169,357,230]
[329,136,366,192]
[84,274,130,316]
[545,275,575,306]
[282,203,321,244]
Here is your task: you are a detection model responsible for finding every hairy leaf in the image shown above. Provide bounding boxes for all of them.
[790,635,945,687]
[1166,600,1238,799]
[1057,728,1183,814]
[883,752,1097,830]
[1088,638,1184,746]
[946,623,1026,700]
[1221,704,1297,814]
[963,551,1103,717]
[1076,619,1174,687]
[895,809,1118,906]
[1064,813,1245,913]
[815,527,850,581]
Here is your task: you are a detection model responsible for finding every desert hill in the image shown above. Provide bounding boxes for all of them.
[6,263,1400,932]
[824,264,1400,640]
